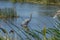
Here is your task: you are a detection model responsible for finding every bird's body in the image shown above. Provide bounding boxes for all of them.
[21,19,30,26]
[21,13,32,27]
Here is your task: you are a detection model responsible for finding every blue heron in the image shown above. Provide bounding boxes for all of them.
[21,13,32,27]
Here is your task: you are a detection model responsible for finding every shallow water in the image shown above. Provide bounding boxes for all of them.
[0,2,60,40]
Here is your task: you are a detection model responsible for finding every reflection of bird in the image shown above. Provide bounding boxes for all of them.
[21,13,32,27]
[53,10,60,19]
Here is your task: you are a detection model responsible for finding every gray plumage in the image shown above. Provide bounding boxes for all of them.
[21,13,32,27]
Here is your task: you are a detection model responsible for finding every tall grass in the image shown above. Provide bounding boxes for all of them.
[0,20,60,40]
[0,17,60,40]
[0,8,18,18]
[0,8,60,40]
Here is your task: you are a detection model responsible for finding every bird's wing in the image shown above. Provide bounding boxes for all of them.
[21,19,29,25]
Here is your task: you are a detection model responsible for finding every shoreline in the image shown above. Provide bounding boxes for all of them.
[0,1,60,6]
[25,1,60,6]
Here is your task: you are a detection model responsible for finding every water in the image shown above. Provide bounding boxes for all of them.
[0,2,60,40]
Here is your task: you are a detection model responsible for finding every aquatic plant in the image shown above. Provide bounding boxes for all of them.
[0,36,5,40]
[0,23,60,40]
[0,27,8,40]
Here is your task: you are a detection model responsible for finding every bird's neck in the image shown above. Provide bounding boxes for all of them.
[29,14,32,21]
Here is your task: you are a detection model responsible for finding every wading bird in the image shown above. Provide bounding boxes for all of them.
[53,10,60,19]
[21,13,32,27]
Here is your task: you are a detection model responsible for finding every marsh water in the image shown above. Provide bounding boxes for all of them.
[0,2,60,39]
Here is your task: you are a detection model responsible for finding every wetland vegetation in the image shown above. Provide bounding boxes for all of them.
[0,0,60,5]
[0,0,60,40]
